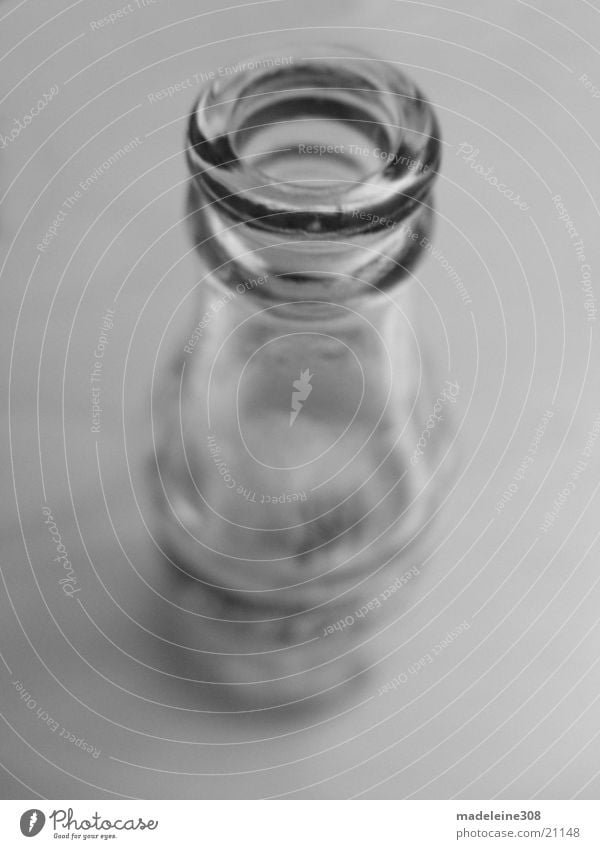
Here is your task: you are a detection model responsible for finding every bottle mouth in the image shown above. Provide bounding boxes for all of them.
[187,45,440,237]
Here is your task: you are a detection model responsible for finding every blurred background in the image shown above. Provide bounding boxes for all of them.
[1,0,600,799]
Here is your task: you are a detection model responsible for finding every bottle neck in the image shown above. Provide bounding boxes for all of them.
[186,47,440,307]
[188,181,434,307]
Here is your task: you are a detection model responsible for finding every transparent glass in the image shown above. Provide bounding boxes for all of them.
[152,45,451,709]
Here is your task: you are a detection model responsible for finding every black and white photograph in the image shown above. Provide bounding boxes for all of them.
[1,0,600,840]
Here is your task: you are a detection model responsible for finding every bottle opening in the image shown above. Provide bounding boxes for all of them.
[233,111,384,184]
[188,46,440,236]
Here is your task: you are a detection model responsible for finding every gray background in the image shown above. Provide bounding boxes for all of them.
[1,0,600,798]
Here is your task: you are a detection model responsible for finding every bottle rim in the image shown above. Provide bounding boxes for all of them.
[186,43,441,237]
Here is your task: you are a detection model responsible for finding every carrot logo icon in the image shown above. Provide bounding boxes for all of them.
[19,809,45,837]
[289,368,313,426]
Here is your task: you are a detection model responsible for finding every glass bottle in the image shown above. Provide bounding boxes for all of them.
[152,45,453,709]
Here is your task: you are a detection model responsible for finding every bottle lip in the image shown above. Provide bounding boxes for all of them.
[186,44,441,237]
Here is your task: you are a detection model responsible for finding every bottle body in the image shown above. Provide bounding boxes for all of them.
[152,47,452,707]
